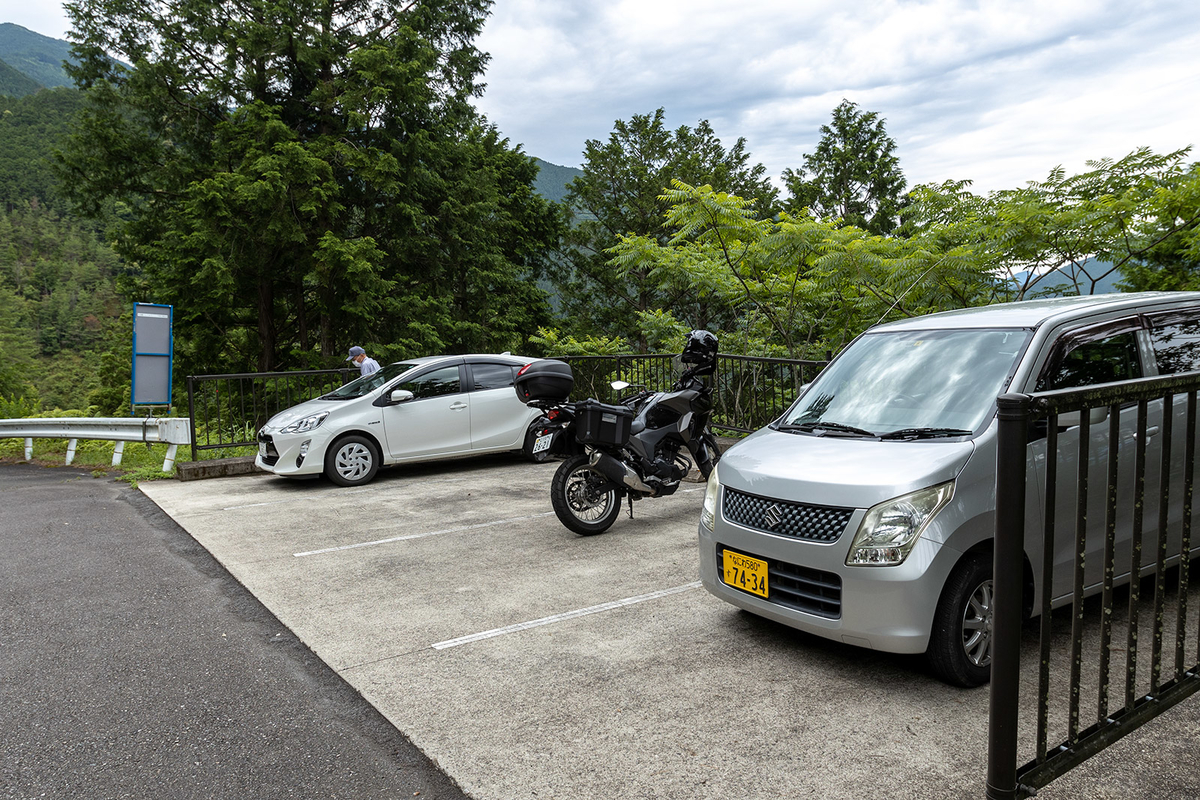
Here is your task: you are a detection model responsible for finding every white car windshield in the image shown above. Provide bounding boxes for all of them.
[321,362,420,399]
[778,328,1033,438]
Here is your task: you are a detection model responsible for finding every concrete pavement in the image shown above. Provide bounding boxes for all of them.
[137,456,1200,799]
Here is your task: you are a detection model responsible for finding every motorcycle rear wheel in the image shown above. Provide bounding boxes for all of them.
[551,454,621,535]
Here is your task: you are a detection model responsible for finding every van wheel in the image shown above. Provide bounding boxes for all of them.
[324,435,380,487]
[927,553,993,687]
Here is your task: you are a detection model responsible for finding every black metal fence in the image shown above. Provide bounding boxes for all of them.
[186,368,358,461]
[989,372,1200,799]
[185,353,828,460]
[559,353,829,435]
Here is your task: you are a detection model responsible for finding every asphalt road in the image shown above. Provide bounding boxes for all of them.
[0,462,468,799]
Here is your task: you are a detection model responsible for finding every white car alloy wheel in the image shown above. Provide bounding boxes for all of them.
[324,435,380,486]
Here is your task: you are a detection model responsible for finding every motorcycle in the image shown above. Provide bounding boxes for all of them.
[514,330,723,535]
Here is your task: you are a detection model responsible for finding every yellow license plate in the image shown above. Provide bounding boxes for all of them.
[723,550,768,598]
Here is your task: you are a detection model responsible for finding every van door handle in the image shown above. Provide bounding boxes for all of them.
[1146,425,1160,437]
[449,402,468,411]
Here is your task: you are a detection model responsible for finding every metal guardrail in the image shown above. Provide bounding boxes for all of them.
[0,417,193,472]
[989,371,1200,799]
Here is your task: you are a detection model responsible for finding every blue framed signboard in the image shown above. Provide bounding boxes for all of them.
[132,302,174,409]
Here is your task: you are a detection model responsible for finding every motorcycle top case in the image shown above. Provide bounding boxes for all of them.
[514,359,574,404]
[574,399,633,446]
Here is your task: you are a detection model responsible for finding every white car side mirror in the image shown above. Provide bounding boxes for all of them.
[390,389,415,404]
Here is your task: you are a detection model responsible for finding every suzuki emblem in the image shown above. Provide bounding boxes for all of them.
[762,504,783,529]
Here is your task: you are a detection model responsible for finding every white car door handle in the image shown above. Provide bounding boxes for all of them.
[450,402,468,411]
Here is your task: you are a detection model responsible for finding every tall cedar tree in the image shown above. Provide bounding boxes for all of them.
[783,100,907,235]
[57,0,563,374]
[557,108,778,349]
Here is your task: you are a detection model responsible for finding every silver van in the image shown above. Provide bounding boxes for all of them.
[699,292,1200,685]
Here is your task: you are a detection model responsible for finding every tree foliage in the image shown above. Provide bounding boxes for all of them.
[609,181,990,360]
[57,0,563,376]
[783,99,907,235]
[904,147,1200,299]
[552,108,779,349]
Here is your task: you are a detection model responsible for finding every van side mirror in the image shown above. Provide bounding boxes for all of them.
[1056,406,1109,428]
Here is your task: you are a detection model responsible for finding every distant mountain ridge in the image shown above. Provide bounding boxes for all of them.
[531,158,581,204]
[0,54,42,96]
[0,23,74,92]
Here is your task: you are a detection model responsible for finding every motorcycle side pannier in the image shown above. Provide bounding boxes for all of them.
[575,399,633,446]
[514,359,574,404]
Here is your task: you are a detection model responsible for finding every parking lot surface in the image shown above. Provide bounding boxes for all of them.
[136,455,1200,799]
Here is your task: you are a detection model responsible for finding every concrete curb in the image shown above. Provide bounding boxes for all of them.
[176,456,261,481]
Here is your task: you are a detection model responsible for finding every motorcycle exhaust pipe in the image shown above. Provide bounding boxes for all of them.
[589,451,654,495]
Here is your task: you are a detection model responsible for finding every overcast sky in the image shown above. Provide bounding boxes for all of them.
[8,0,1199,194]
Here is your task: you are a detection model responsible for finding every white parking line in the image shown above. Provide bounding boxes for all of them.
[293,511,557,557]
[430,581,703,650]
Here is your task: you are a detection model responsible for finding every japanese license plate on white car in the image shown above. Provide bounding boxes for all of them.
[258,442,267,458]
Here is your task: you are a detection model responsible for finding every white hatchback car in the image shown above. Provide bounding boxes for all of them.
[255,354,545,486]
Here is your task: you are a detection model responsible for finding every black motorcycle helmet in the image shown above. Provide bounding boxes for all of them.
[680,329,718,375]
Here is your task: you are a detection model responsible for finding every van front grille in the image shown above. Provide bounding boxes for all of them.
[722,488,853,542]
[717,546,842,619]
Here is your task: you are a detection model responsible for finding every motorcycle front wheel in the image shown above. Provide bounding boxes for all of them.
[550,454,622,535]
[696,431,722,479]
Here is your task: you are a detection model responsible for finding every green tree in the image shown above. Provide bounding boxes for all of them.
[554,108,779,349]
[904,148,1200,299]
[783,99,907,235]
[609,181,990,360]
[57,0,560,375]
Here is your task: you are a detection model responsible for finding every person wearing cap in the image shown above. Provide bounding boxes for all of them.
[346,346,381,376]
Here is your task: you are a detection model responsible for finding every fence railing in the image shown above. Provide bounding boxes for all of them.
[559,353,829,435]
[0,416,192,471]
[989,371,1200,799]
[185,354,828,461]
[186,368,358,461]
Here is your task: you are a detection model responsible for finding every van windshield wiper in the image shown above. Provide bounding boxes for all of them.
[878,427,973,440]
[777,421,877,438]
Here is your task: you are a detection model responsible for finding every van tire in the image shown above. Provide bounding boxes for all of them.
[927,553,993,687]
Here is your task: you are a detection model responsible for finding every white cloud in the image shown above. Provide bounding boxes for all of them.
[475,0,1200,193]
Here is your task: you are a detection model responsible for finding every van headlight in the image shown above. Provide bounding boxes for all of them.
[700,463,720,531]
[281,411,329,435]
[846,481,954,566]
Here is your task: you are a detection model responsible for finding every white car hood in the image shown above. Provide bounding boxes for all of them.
[719,427,976,510]
[262,397,352,432]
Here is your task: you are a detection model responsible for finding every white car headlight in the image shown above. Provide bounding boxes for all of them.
[280,411,329,435]
[846,481,954,566]
[700,463,720,531]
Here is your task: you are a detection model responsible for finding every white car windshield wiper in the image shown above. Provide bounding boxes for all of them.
[878,427,973,440]
[777,421,877,438]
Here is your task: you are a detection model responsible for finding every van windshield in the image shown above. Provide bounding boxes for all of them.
[779,328,1032,437]
[321,362,420,400]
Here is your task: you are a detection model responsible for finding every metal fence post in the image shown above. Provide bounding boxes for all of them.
[988,392,1032,800]
[187,374,198,462]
